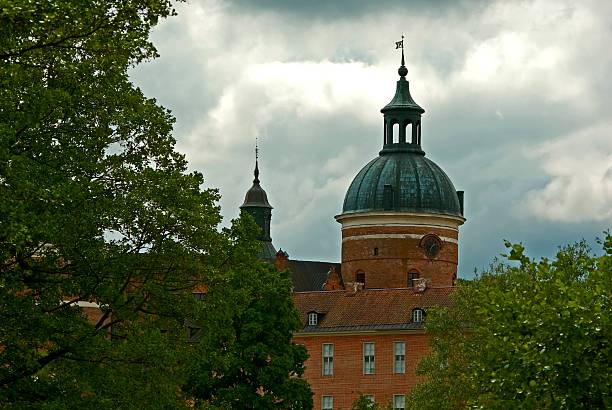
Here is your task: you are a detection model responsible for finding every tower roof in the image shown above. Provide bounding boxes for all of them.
[240,152,272,209]
[240,183,273,209]
[381,76,424,114]
[381,43,424,114]
[342,152,462,216]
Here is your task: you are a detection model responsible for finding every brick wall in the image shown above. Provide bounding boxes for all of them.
[341,225,458,288]
[295,332,430,409]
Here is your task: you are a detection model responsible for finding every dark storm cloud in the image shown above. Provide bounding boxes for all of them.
[227,0,489,19]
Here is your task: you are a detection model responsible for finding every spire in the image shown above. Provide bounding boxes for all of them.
[397,34,408,78]
[242,138,271,209]
[240,140,276,259]
[380,37,425,154]
[254,138,260,184]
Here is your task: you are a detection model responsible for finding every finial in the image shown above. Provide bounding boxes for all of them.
[253,137,260,184]
[396,35,408,77]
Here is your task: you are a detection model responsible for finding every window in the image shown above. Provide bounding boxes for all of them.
[393,395,405,410]
[405,122,413,144]
[187,326,201,342]
[322,343,334,376]
[365,395,375,404]
[322,395,333,410]
[373,247,378,256]
[412,309,424,323]
[363,342,375,374]
[355,271,365,287]
[407,271,419,288]
[394,342,406,374]
[308,312,318,326]
[383,184,394,210]
[192,292,206,301]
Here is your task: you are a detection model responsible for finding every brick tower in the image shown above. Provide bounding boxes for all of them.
[335,52,465,289]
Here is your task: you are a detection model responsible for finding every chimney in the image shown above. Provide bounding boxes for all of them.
[275,249,289,271]
[323,266,344,290]
[344,281,363,296]
[457,191,464,216]
[413,278,428,293]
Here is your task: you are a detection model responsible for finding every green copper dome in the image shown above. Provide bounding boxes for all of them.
[341,53,464,218]
[342,151,462,216]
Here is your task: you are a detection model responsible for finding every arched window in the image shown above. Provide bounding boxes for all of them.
[392,123,399,143]
[405,121,413,143]
[355,271,366,288]
[407,270,419,288]
[384,121,388,145]
[373,247,379,256]
[412,308,424,323]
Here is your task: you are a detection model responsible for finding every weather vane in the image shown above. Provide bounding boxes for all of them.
[395,34,404,50]
[395,34,407,75]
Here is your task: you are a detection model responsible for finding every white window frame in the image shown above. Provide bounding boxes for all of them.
[412,308,423,323]
[322,343,334,376]
[393,394,405,410]
[322,395,333,410]
[363,342,375,374]
[394,341,406,374]
[365,394,375,404]
[308,312,318,326]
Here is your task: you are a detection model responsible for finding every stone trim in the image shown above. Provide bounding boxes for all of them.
[342,233,458,244]
[335,211,465,230]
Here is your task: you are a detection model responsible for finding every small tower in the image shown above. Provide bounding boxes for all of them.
[336,49,466,289]
[240,145,277,260]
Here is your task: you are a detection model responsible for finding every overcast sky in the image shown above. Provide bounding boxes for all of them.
[130,0,612,277]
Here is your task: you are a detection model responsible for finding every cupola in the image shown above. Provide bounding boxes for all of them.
[335,42,466,289]
[380,50,425,154]
[341,47,464,217]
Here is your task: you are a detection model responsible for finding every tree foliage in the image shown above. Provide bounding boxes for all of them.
[350,394,390,410]
[183,219,312,409]
[0,1,311,408]
[407,235,612,410]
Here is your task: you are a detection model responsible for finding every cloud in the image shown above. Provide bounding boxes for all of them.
[129,0,612,274]
[226,0,489,20]
[523,121,612,222]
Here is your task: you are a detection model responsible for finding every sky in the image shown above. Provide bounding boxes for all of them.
[130,0,612,278]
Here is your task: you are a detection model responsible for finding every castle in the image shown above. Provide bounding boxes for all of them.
[240,52,466,409]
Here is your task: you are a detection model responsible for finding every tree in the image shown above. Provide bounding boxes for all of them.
[183,218,312,410]
[407,234,612,410]
[350,394,390,410]
[0,1,311,408]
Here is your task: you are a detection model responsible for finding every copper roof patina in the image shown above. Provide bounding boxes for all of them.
[342,152,462,216]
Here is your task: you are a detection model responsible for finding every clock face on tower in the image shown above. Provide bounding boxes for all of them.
[421,234,442,259]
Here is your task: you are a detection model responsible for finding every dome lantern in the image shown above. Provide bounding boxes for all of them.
[380,45,425,155]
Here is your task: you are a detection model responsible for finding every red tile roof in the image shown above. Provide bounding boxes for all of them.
[293,287,454,332]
